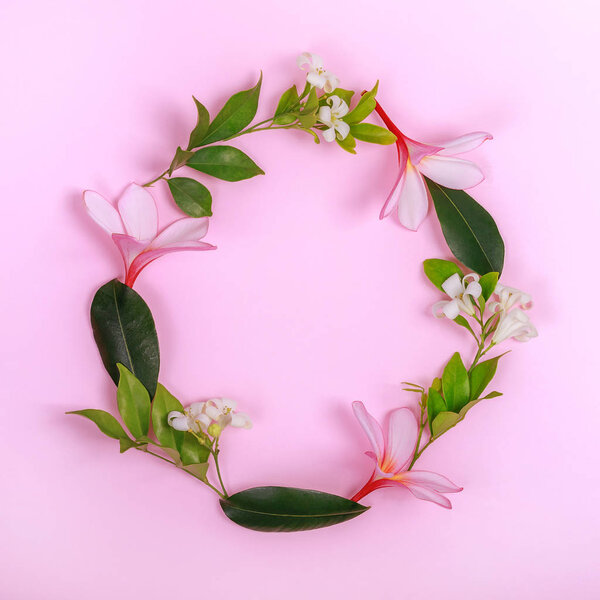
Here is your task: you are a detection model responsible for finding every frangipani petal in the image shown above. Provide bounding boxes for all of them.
[397,163,429,231]
[118,183,159,241]
[352,401,385,462]
[379,171,404,220]
[383,408,419,473]
[400,470,463,493]
[436,131,493,156]
[403,484,453,509]
[84,190,125,235]
[418,155,485,189]
[404,137,443,164]
[112,233,147,270]
[151,217,210,248]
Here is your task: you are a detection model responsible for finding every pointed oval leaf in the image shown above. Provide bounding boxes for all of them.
[350,123,396,145]
[336,133,357,154]
[426,179,505,275]
[427,387,447,433]
[167,177,212,217]
[431,411,461,438]
[331,87,354,106]
[187,98,210,149]
[442,352,470,412]
[116,364,150,439]
[90,279,160,398]
[167,147,194,176]
[343,81,378,125]
[220,486,369,532]
[469,354,505,400]
[151,384,185,452]
[479,271,499,301]
[423,258,463,291]
[200,74,262,145]
[273,85,299,124]
[67,409,131,441]
[180,433,210,466]
[187,146,264,182]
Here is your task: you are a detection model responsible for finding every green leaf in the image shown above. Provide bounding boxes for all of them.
[344,81,378,125]
[442,352,470,412]
[219,486,369,532]
[200,74,262,145]
[454,315,476,337]
[67,409,131,441]
[119,438,138,453]
[336,133,357,154]
[427,387,447,433]
[116,364,150,439]
[469,354,505,400]
[90,279,160,398]
[151,384,184,452]
[187,97,210,149]
[167,147,194,176]
[273,85,299,125]
[167,177,212,217]
[332,87,354,106]
[301,87,319,115]
[423,259,463,292]
[180,433,210,466]
[481,391,502,399]
[187,146,264,182]
[426,179,505,275]
[350,123,396,145]
[479,271,499,301]
[183,463,209,480]
[431,411,461,438]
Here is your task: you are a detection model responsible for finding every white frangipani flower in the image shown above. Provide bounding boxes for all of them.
[433,273,482,319]
[492,308,538,344]
[297,52,339,93]
[489,283,532,313]
[318,95,350,142]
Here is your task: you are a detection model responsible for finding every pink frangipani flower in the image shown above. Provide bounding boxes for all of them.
[375,100,492,231]
[351,401,462,509]
[84,183,216,287]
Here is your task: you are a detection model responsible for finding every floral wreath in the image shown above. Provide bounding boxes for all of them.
[69,53,538,532]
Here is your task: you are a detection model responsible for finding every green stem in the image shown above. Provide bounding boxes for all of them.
[142,169,169,187]
[213,442,228,498]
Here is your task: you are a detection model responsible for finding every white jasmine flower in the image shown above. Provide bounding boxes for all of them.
[492,308,538,344]
[167,402,211,433]
[489,283,533,313]
[205,398,252,430]
[432,273,482,319]
[318,95,350,142]
[297,52,339,93]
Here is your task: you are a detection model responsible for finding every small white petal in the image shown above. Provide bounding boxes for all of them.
[317,105,332,126]
[335,120,350,140]
[464,281,482,298]
[442,299,460,320]
[231,413,252,429]
[307,71,326,89]
[167,411,190,431]
[442,273,464,299]
[323,127,336,142]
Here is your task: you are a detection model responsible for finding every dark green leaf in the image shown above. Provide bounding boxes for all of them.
[469,354,505,400]
[442,352,470,412]
[151,384,184,452]
[220,486,369,532]
[90,280,160,398]
[201,74,262,145]
[187,98,210,149]
[67,409,131,441]
[350,123,396,145]
[116,364,150,439]
[167,147,194,176]
[180,433,210,466]
[336,133,356,154]
[344,81,378,125]
[188,146,264,182]
[423,259,463,292]
[167,177,212,217]
[479,271,499,301]
[427,179,505,275]
[427,387,447,433]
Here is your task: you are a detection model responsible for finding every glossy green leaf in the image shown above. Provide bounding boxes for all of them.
[454,315,476,337]
[301,87,319,115]
[187,98,210,149]
[431,411,461,438]
[116,364,150,439]
[350,123,396,145]
[332,87,354,106]
[423,259,463,292]
[167,146,194,176]
[187,146,264,182]
[479,271,499,301]
[200,74,262,145]
[90,279,160,398]
[343,81,378,125]
[469,354,505,400]
[336,133,357,154]
[167,177,212,217]
[427,179,505,275]
[220,486,369,532]
[481,391,503,399]
[427,387,447,433]
[151,384,184,452]
[442,352,470,412]
[273,85,299,125]
[119,438,138,453]
[67,409,131,441]
[180,432,210,466]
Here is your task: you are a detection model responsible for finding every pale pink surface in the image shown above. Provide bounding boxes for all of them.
[1,1,599,599]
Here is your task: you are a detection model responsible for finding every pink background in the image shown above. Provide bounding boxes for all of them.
[2,1,599,598]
